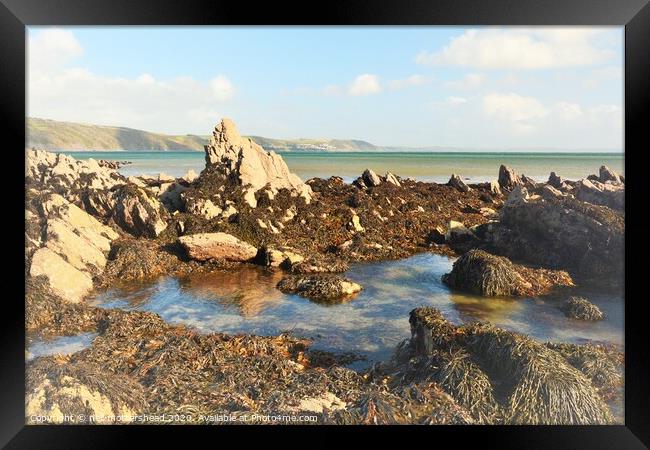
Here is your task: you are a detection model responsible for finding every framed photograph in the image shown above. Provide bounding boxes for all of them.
[2,0,648,447]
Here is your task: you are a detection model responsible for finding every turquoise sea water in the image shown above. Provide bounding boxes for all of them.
[60,150,624,183]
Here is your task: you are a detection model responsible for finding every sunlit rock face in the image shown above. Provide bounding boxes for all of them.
[204,118,312,207]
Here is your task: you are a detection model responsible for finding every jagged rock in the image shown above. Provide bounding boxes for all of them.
[29,248,93,303]
[112,185,169,237]
[384,172,401,187]
[498,165,521,191]
[181,169,199,183]
[40,194,118,252]
[560,296,605,321]
[504,185,529,207]
[361,169,382,187]
[204,119,312,207]
[184,197,223,220]
[540,184,564,199]
[25,149,125,195]
[520,174,538,190]
[599,165,622,184]
[574,178,624,211]
[277,274,362,301]
[548,172,563,189]
[448,174,471,193]
[489,180,502,196]
[179,232,257,262]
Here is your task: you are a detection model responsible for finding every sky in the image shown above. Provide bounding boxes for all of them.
[27,27,623,150]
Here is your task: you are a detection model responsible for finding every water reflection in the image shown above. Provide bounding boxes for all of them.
[178,268,285,317]
[90,253,624,366]
[26,332,97,361]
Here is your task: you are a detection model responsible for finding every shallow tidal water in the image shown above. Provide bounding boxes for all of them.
[61,253,623,369]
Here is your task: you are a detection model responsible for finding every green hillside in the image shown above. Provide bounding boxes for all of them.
[27,118,379,152]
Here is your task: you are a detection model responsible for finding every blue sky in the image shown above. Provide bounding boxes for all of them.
[27,27,623,150]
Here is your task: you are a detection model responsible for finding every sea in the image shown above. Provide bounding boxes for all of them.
[59,150,624,184]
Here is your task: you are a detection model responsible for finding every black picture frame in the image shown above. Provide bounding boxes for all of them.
[2,0,648,447]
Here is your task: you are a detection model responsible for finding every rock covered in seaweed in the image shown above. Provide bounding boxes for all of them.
[442,249,573,297]
[396,307,615,424]
[203,118,312,207]
[560,296,605,321]
[277,274,362,301]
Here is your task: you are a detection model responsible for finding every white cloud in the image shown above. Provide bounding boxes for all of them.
[483,93,548,132]
[416,28,615,69]
[387,74,430,90]
[446,96,467,106]
[444,73,484,90]
[28,28,83,70]
[27,28,235,134]
[348,74,381,96]
[554,101,583,120]
[209,75,235,101]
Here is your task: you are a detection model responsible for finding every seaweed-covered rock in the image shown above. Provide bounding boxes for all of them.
[442,249,573,297]
[277,274,362,301]
[488,195,624,281]
[179,232,258,262]
[204,118,312,207]
[26,358,148,424]
[402,308,614,425]
[560,296,605,321]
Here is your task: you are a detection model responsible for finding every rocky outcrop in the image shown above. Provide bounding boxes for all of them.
[442,249,573,297]
[26,149,125,196]
[574,178,624,211]
[29,248,94,303]
[498,165,521,191]
[28,193,119,303]
[560,296,605,321]
[448,174,471,193]
[277,274,362,301]
[204,119,312,207]
[384,172,401,187]
[179,232,258,262]
[362,169,382,187]
[487,194,624,281]
[111,185,169,238]
[599,165,622,184]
